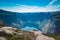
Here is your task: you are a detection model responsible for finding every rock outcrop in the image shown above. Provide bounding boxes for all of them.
[33,30,55,40]
[0,26,36,40]
[0,26,55,40]
[0,37,7,40]
[0,27,17,35]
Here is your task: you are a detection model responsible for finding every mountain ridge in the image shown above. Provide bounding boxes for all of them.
[0,9,60,35]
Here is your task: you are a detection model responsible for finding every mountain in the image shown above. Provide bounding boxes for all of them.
[52,12,60,35]
[0,9,60,35]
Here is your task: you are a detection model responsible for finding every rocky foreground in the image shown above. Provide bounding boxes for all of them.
[33,31,55,40]
[0,26,55,40]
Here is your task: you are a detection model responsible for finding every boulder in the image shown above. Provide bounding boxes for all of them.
[0,37,7,40]
[0,27,17,35]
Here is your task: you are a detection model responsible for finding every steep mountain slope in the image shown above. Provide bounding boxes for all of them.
[52,12,60,35]
[0,9,60,35]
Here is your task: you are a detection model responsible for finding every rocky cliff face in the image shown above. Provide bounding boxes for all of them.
[52,12,60,35]
[41,11,60,35]
[42,19,55,34]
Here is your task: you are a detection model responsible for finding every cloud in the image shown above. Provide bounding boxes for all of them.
[48,0,57,5]
[0,4,60,13]
[0,0,60,13]
[46,0,58,9]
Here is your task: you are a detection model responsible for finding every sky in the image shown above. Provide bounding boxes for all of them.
[0,0,60,12]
